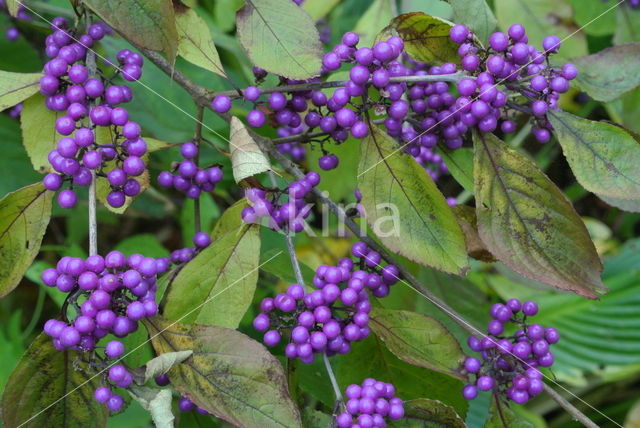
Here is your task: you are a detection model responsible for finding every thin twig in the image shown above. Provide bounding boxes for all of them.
[85,13,98,256]
[543,384,599,428]
[193,105,205,234]
[323,353,343,403]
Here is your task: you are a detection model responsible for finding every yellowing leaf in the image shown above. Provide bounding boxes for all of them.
[175,7,227,77]
[145,317,302,427]
[230,116,271,183]
[473,131,605,298]
[1,333,108,428]
[391,13,461,64]
[21,94,60,173]
[0,183,52,298]
[163,200,260,328]
[0,71,42,112]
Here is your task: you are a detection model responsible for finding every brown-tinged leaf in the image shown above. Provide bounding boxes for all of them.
[473,131,605,298]
[390,13,461,64]
[452,204,496,262]
[144,316,302,427]
[229,116,271,183]
[83,0,178,61]
[394,398,467,427]
[1,332,108,428]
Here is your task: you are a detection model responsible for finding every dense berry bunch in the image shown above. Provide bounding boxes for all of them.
[461,299,560,404]
[39,17,147,209]
[157,142,223,199]
[336,378,404,427]
[0,0,32,41]
[41,251,169,411]
[449,24,578,142]
[241,171,320,233]
[253,241,399,362]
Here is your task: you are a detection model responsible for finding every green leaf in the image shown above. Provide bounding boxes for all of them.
[230,116,271,183]
[599,194,640,212]
[394,398,467,427]
[175,6,227,77]
[357,125,469,275]
[473,131,605,298]
[0,71,42,112]
[605,87,640,135]
[444,0,497,44]
[128,386,174,428]
[390,13,461,64]
[163,200,260,328]
[0,114,42,196]
[21,94,60,173]
[307,136,360,202]
[548,110,640,201]
[369,308,464,378]
[144,316,302,427]
[452,205,496,263]
[494,0,588,58]
[83,0,178,61]
[440,147,474,193]
[0,183,52,298]
[353,0,395,48]
[490,238,640,385]
[614,6,640,44]
[336,335,468,415]
[568,0,616,36]
[1,332,108,428]
[569,43,640,102]
[115,234,170,258]
[142,350,193,383]
[302,0,341,20]
[236,0,323,80]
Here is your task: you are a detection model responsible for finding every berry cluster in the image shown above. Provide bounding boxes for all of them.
[449,24,578,142]
[157,142,223,199]
[168,232,212,266]
[336,378,404,428]
[0,0,32,42]
[253,241,399,363]
[39,18,147,209]
[461,299,560,404]
[240,171,320,233]
[41,251,169,411]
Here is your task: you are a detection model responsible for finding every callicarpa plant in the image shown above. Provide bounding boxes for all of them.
[0,0,638,427]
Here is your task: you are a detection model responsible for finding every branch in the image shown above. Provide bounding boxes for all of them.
[543,384,599,428]
[193,105,204,234]
[85,12,98,257]
[135,46,600,428]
